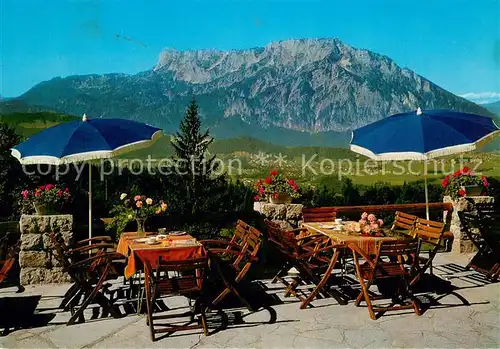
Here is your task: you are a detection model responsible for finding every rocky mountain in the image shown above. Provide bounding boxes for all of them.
[3,38,493,142]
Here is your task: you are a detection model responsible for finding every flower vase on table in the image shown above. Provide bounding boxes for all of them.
[359,212,384,237]
[107,192,169,239]
[136,218,147,237]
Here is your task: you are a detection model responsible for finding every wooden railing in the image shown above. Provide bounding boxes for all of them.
[321,202,453,215]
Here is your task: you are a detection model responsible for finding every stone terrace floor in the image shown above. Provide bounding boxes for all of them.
[1,253,499,349]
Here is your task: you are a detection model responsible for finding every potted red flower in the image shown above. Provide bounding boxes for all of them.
[254,169,301,204]
[21,184,71,215]
[442,166,488,199]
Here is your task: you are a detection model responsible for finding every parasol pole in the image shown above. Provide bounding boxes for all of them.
[89,163,92,242]
[424,160,430,220]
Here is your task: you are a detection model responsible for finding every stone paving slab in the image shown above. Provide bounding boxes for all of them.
[0,253,499,349]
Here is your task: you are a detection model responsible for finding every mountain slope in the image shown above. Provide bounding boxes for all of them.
[7,38,493,137]
[482,101,500,117]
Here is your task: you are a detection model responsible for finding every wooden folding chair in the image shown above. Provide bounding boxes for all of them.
[390,211,418,237]
[265,219,346,309]
[209,222,262,311]
[302,208,337,222]
[0,233,24,293]
[200,220,255,255]
[144,256,209,341]
[49,233,119,311]
[409,218,445,286]
[50,232,124,325]
[459,211,500,281]
[350,239,422,320]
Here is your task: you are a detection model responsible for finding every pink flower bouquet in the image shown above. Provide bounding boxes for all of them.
[359,212,384,236]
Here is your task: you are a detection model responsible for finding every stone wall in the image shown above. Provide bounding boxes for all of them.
[443,196,495,254]
[253,202,304,230]
[19,214,74,284]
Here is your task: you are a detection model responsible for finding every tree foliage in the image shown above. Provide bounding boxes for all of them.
[170,97,220,216]
[0,122,27,220]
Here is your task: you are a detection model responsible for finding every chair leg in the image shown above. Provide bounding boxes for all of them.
[354,279,373,306]
[200,303,209,336]
[300,251,340,309]
[272,261,291,284]
[230,285,253,311]
[67,267,118,325]
[212,288,231,307]
[60,283,80,309]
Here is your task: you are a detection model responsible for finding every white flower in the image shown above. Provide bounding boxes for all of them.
[120,193,127,200]
[146,198,153,205]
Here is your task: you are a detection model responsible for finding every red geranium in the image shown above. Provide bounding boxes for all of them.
[444,167,488,200]
[441,176,449,188]
[253,169,301,201]
[481,176,489,187]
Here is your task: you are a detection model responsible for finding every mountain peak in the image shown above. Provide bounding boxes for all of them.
[13,37,494,137]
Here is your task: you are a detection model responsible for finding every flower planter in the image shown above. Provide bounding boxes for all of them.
[463,185,483,196]
[269,193,292,204]
[33,203,61,215]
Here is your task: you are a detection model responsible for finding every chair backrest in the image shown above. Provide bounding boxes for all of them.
[458,211,487,251]
[302,208,337,222]
[147,256,208,294]
[475,203,500,240]
[231,222,262,281]
[264,219,300,257]
[352,238,420,277]
[461,208,500,251]
[390,211,418,235]
[377,239,421,260]
[49,232,72,269]
[413,218,445,246]
[228,220,253,249]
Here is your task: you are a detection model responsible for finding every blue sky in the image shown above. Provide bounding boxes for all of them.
[1,0,499,103]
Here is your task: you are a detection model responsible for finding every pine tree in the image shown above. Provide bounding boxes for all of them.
[0,122,26,219]
[170,97,219,215]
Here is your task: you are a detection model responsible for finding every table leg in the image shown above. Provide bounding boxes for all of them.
[137,271,144,315]
[300,250,347,309]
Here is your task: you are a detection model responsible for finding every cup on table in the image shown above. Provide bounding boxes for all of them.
[335,218,343,224]
[158,228,166,234]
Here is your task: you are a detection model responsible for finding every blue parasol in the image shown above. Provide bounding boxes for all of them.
[12,114,163,239]
[350,108,500,218]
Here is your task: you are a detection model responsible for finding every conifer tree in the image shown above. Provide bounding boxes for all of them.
[171,97,219,215]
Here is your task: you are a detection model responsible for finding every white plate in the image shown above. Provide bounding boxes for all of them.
[169,231,187,236]
[318,224,336,229]
[146,241,161,245]
[134,238,149,243]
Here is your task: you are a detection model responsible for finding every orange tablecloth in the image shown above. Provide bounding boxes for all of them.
[303,222,403,255]
[117,232,205,279]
